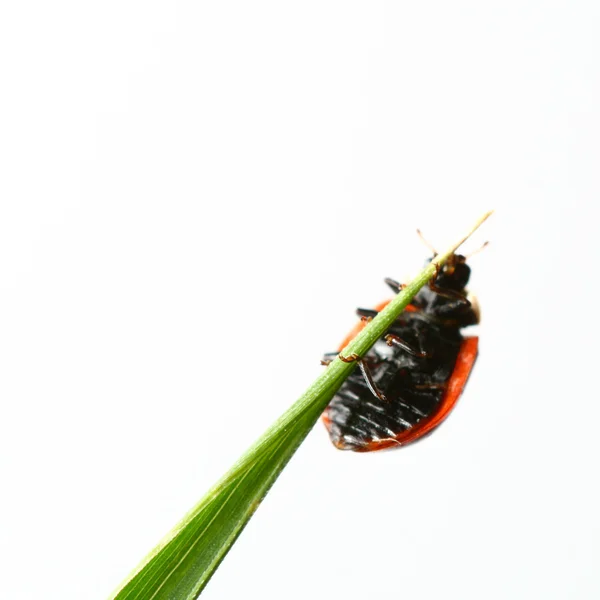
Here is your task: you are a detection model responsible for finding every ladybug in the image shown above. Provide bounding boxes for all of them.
[322,249,481,452]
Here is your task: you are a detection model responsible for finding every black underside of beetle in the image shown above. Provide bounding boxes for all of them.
[325,317,462,450]
[324,255,477,451]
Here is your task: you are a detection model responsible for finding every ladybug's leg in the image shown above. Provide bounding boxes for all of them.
[335,351,387,401]
[428,282,470,306]
[384,278,405,294]
[384,279,424,312]
[357,359,387,402]
[356,308,378,320]
[320,351,338,366]
[385,334,429,358]
[429,264,470,307]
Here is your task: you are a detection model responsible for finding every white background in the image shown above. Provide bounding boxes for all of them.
[1,2,599,599]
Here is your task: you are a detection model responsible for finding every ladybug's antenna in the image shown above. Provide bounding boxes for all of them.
[465,240,489,259]
[416,229,438,256]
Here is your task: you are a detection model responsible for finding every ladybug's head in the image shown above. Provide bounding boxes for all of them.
[418,253,479,326]
[427,253,471,292]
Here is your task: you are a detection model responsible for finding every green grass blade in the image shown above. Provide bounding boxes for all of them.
[110,211,492,600]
